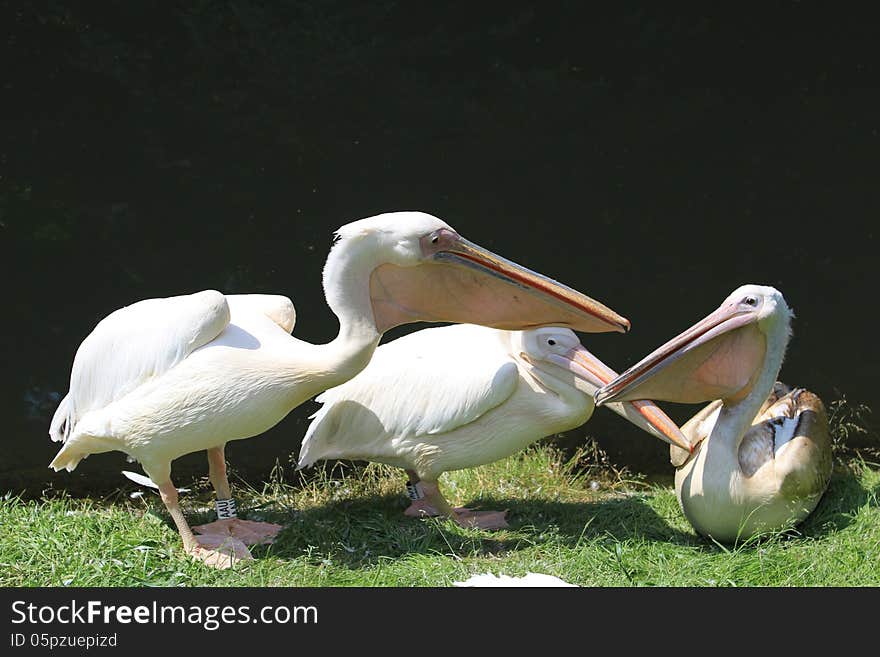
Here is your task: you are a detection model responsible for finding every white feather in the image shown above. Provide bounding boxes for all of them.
[454,572,577,587]
[122,470,160,488]
[225,294,296,334]
[122,470,189,493]
[47,291,316,477]
[49,290,230,444]
[298,324,519,469]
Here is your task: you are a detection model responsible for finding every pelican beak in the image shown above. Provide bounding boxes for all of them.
[547,346,692,451]
[594,299,764,408]
[366,228,631,334]
[437,233,631,334]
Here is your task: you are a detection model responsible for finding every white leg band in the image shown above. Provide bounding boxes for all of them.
[215,498,237,519]
[405,481,425,501]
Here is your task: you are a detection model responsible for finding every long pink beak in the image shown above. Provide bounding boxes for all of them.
[594,299,764,408]
[369,228,632,334]
[441,234,631,333]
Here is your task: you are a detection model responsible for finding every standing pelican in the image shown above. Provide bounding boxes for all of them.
[49,211,631,567]
[595,285,831,543]
[298,323,689,529]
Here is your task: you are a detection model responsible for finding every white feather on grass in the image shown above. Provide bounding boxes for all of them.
[454,572,577,587]
[122,470,190,494]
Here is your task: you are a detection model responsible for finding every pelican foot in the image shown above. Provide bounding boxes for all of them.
[192,518,283,545]
[453,509,509,530]
[187,534,253,569]
[404,499,469,518]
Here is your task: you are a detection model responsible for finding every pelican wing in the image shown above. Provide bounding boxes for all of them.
[671,400,723,466]
[734,387,831,494]
[298,324,518,467]
[738,422,777,477]
[673,382,799,468]
[49,290,230,442]
[772,389,832,499]
[226,294,296,333]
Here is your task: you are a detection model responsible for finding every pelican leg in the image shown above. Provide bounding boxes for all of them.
[413,478,509,531]
[403,470,442,518]
[208,444,233,500]
[402,470,470,518]
[155,479,252,569]
[191,445,282,545]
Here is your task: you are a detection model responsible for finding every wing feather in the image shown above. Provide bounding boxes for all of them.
[670,400,722,466]
[49,290,230,442]
[225,294,296,333]
[298,324,518,467]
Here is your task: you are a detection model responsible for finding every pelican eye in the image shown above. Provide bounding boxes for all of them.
[548,339,556,346]
[431,234,439,244]
[744,295,758,306]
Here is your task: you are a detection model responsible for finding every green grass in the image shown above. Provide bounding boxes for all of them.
[2,445,879,587]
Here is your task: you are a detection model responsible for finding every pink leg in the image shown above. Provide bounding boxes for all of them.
[405,473,509,530]
[402,470,470,518]
[403,470,439,517]
[192,446,282,545]
[156,479,252,569]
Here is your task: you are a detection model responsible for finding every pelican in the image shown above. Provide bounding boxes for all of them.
[298,323,689,529]
[595,285,831,543]
[49,211,631,567]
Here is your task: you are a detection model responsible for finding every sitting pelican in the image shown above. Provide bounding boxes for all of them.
[298,323,689,529]
[595,285,831,543]
[49,211,631,567]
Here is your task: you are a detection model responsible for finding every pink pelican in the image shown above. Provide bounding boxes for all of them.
[595,285,831,543]
[49,211,631,567]
[298,323,689,529]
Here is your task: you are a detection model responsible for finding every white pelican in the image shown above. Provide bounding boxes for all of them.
[595,285,832,543]
[49,211,632,567]
[298,323,689,529]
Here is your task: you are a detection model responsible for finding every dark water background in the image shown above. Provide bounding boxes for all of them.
[1,3,877,495]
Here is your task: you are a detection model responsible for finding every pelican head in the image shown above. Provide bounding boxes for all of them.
[595,284,794,408]
[511,327,690,450]
[323,212,631,335]
[734,284,792,334]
